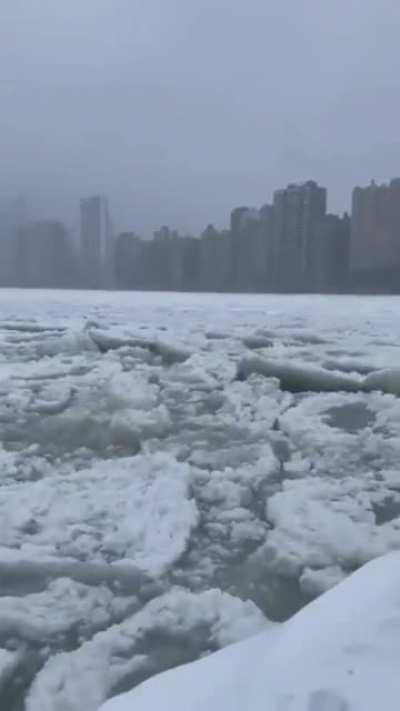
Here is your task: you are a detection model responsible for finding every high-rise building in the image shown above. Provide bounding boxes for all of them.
[199,225,230,292]
[230,207,262,291]
[317,213,350,292]
[0,195,28,286]
[350,179,400,288]
[273,181,327,290]
[16,220,77,287]
[259,203,275,290]
[80,196,112,288]
[150,227,185,290]
[113,232,144,289]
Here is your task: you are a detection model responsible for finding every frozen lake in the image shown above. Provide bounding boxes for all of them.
[1,289,400,710]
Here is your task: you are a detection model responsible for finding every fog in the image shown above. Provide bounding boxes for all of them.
[1,0,400,235]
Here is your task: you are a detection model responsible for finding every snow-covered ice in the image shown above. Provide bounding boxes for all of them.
[0,453,198,576]
[1,290,400,709]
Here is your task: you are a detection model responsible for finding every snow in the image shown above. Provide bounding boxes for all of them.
[99,552,400,711]
[2,290,400,708]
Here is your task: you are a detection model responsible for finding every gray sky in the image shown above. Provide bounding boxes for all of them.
[1,0,400,236]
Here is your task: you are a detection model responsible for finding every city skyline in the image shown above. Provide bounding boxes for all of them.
[0,172,390,241]
[1,175,400,294]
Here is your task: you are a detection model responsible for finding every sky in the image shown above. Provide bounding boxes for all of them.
[1,0,400,237]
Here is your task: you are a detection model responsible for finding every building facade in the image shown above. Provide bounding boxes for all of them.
[317,213,350,292]
[199,225,231,292]
[113,232,144,289]
[230,207,268,291]
[259,203,275,290]
[351,179,400,289]
[273,181,327,291]
[16,221,77,287]
[80,196,112,288]
[0,195,28,286]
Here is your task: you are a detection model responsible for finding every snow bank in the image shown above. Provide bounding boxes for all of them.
[99,552,400,711]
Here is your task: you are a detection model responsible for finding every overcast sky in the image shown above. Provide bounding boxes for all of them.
[1,0,400,236]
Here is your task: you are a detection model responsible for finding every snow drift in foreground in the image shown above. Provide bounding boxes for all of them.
[100,552,400,711]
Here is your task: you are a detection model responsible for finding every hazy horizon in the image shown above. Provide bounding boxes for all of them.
[1,0,400,236]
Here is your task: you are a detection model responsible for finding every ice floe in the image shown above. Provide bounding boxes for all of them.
[0,453,198,577]
[26,587,267,711]
[1,291,400,709]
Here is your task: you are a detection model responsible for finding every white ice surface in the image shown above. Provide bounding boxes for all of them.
[1,291,400,709]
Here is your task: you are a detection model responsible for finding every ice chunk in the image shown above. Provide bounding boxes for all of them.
[26,588,267,711]
[257,474,400,579]
[290,331,329,345]
[26,387,76,415]
[0,547,148,591]
[154,340,191,365]
[110,405,171,444]
[204,331,229,340]
[88,330,152,353]
[36,331,98,357]
[0,648,21,689]
[363,368,400,396]
[242,335,273,350]
[98,552,400,711]
[322,358,375,375]
[19,367,167,455]
[299,565,346,598]
[0,453,199,577]
[0,322,65,333]
[0,577,134,643]
[236,357,362,393]
[277,392,376,476]
[89,330,191,364]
